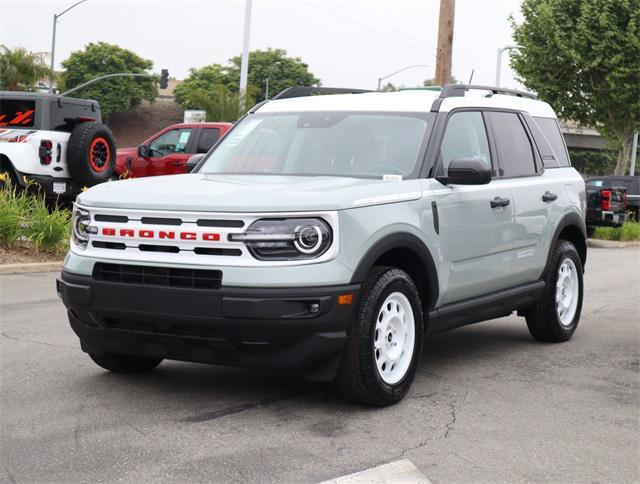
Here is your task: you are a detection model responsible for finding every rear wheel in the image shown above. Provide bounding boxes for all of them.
[89,353,162,373]
[336,267,423,406]
[525,240,583,342]
[67,122,116,187]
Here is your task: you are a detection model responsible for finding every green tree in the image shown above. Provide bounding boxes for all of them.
[61,42,158,117]
[0,45,53,90]
[174,48,320,110]
[184,84,256,123]
[423,76,458,87]
[380,82,398,92]
[511,0,640,175]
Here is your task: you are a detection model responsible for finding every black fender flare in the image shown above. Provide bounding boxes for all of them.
[350,232,439,311]
[544,211,587,274]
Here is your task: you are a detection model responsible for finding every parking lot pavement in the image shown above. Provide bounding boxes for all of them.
[1,247,638,483]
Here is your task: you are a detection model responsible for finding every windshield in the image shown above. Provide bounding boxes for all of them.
[199,112,432,179]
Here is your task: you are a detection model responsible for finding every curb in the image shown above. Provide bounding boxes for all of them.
[587,239,640,249]
[0,262,62,275]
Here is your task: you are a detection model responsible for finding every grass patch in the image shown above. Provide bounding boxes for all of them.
[593,221,640,241]
[0,182,71,256]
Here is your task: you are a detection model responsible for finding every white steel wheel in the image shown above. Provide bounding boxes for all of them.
[373,292,416,385]
[556,257,579,326]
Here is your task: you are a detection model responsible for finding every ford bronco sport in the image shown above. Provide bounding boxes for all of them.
[0,91,116,199]
[57,85,587,406]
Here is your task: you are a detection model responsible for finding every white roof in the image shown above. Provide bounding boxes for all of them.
[256,88,556,119]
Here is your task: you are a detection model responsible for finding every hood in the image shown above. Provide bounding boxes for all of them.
[77,174,422,212]
[116,147,137,158]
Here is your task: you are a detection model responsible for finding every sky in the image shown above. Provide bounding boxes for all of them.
[0,0,525,91]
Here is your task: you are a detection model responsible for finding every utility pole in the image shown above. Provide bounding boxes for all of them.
[239,0,253,111]
[434,0,455,86]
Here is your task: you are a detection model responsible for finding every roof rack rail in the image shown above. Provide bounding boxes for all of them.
[440,84,537,99]
[430,84,538,112]
[271,86,374,100]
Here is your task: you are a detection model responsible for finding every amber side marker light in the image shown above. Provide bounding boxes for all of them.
[338,294,354,305]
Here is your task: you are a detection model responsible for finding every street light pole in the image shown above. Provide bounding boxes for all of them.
[377,64,430,90]
[239,0,253,111]
[49,0,90,93]
[495,45,520,87]
[264,61,281,100]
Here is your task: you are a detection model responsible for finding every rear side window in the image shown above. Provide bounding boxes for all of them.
[534,117,570,167]
[488,112,536,178]
[440,111,492,173]
[197,128,220,153]
[0,99,36,127]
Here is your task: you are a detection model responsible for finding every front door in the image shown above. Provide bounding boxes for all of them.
[133,127,194,177]
[428,110,515,305]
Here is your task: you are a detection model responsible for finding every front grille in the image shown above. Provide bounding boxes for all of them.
[93,263,222,289]
[103,317,225,340]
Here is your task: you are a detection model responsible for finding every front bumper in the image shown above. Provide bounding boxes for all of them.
[57,271,359,381]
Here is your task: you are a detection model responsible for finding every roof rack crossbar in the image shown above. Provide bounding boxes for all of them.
[438,84,538,100]
[272,86,374,100]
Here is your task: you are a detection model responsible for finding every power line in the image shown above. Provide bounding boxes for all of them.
[301,1,437,58]
[325,0,438,52]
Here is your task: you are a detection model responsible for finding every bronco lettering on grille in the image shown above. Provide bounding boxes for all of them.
[101,227,220,241]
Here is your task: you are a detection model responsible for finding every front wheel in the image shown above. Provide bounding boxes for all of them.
[89,353,162,373]
[525,240,583,342]
[336,267,423,406]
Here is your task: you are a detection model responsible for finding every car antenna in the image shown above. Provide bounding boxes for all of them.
[467,69,475,85]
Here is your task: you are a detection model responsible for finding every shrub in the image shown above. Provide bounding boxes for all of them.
[593,222,640,242]
[0,181,71,254]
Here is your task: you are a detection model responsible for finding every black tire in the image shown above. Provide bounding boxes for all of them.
[586,226,596,238]
[525,240,583,342]
[89,353,162,373]
[336,267,424,406]
[67,122,116,187]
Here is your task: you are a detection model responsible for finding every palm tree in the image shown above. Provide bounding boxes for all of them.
[0,46,53,91]
[185,84,257,122]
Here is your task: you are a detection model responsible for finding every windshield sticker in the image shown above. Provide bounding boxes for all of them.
[227,118,262,146]
[383,174,403,181]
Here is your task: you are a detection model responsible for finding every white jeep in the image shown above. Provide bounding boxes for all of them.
[0,91,116,199]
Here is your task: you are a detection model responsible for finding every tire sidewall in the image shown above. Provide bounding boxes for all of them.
[547,241,584,338]
[67,122,117,187]
[359,270,423,400]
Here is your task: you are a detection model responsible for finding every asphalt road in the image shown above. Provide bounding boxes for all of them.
[1,247,639,483]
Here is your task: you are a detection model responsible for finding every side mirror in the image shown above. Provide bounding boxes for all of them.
[186,153,205,173]
[437,157,492,185]
[137,145,149,158]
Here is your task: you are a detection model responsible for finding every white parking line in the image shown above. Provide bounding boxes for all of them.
[320,459,431,484]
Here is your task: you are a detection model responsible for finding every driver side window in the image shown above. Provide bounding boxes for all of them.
[440,111,492,173]
[149,128,193,157]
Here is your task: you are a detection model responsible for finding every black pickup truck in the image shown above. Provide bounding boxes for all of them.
[585,177,629,236]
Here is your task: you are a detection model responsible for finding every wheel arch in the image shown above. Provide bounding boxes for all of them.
[547,212,587,273]
[350,232,439,316]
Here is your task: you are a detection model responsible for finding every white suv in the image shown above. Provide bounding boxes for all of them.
[0,91,116,199]
[57,85,587,406]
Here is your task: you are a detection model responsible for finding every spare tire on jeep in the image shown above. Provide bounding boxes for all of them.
[67,122,116,187]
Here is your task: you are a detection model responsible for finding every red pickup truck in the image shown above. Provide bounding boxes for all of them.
[115,122,232,178]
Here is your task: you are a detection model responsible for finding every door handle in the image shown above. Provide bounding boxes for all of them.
[170,161,182,166]
[542,191,558,202]
[490,196,510,208]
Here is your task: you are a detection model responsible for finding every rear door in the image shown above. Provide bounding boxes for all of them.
[194,127,221,154]
[487,111,556,284]
[431,110,515,304]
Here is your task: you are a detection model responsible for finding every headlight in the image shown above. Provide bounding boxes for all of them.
[71,207,93,250]
[230,218,332,260]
